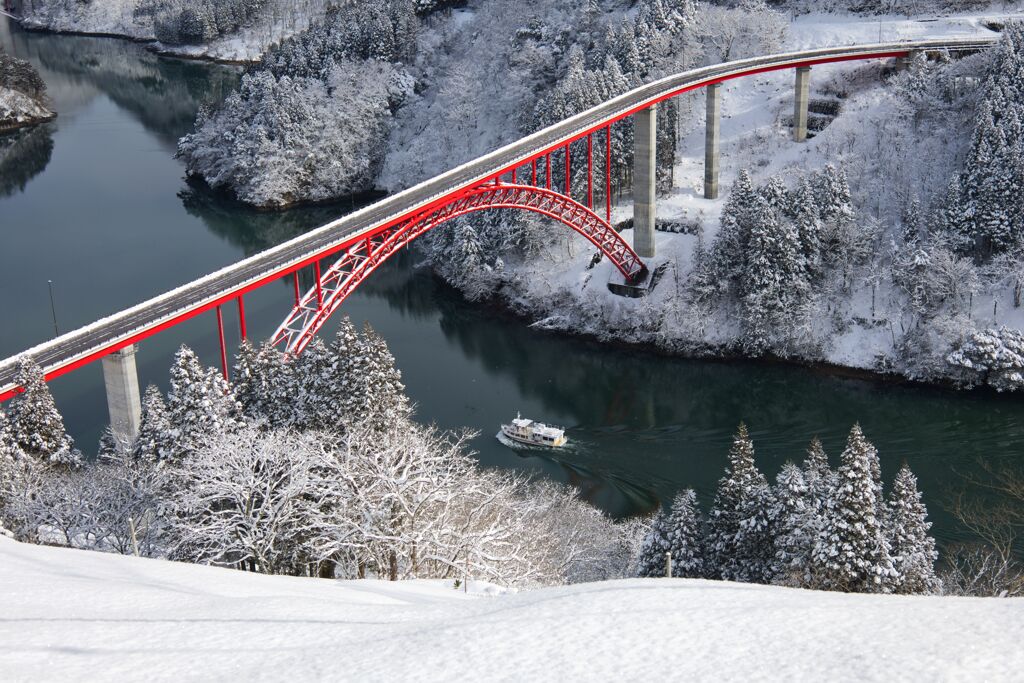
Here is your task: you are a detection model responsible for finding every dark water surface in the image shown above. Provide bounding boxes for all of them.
[2,19,1022,552]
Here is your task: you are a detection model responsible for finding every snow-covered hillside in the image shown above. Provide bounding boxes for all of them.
[18,0,334,63]
[1,535,1020,681]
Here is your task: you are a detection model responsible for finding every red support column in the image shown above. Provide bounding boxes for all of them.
[564,143,571,196]
[545,154,552,189]
[237,295,247,342]
[531,158,537,186]
[293,272,301,308]
[605,125,612,223]
[216,305,228,381]
[314,261,324,309]
[587,133,593,210]
[512,166,517,184]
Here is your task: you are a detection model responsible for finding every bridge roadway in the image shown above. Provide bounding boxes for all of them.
[0,37,998,400]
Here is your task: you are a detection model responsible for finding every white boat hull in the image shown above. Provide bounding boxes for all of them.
[500,424,567,448]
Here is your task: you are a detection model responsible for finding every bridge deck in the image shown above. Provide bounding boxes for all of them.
[0,37,998,399]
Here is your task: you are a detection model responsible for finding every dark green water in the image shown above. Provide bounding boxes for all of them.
[2,19,1022,553]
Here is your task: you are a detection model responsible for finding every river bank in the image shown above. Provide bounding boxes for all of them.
[14,0,333,66]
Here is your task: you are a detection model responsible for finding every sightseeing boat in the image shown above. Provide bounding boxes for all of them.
[500,414,568,448]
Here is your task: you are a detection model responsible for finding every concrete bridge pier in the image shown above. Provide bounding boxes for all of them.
[102,344,142,442]
[793,66,811,143]
[896,50,922,72]
[633,104,657,259]
[704,83,722,200]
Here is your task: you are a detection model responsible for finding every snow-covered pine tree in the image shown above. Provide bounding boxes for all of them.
[354,323,412,433]
[0,408,26,501]
[693,170,759,306]
[232,340,261,417]
[740,195,807,355]
[291,336,333,431]
[811,424,896,593]
[802,436,834,512]
[166,346,241,461]
[666,488,706,578]
[324,317,363,428]
[813,165,857,275]
[770,462,813,587]
[758,175,788,214]
[814,164,853,225]
[937,176,973,253]
[707,423,774,583]
[636,507,672,577]
[956,24,1024,258]
[790,178,822,281]
[132,385,173,462]
[902,196,924,245]
[5,358,80,469]
[241,341,295,428]
[886,464,940,595]
[717,169,758,278]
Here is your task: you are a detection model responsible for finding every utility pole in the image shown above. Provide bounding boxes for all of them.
[47,280,59,336]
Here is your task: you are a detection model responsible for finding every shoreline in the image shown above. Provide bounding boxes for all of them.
[447,273,1022,402]
[17,20,261,66]
[0,109,55,133]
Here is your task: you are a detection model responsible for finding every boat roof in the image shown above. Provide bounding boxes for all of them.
[512,418,533,427]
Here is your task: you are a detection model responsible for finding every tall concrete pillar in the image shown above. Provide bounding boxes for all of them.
[793,66,811,143]
[633,104,657,259]
[704,83,721,200]
[102,344,142,442]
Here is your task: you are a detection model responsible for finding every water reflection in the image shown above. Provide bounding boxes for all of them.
[0,124,53,197]
[1,19,240,147]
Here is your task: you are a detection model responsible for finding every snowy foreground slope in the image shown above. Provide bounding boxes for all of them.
[1,537,1021,682]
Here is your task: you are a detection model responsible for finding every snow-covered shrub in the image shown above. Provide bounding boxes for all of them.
[948,326,1024,392]
[940,545,1024,598]
[2,455,161,555]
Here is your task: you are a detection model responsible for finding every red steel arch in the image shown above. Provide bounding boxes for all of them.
[271,182,646,354]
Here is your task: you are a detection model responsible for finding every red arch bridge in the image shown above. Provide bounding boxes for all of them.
[0,38,997,435]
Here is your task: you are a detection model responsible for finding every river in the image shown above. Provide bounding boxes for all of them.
[2,19,1021,552]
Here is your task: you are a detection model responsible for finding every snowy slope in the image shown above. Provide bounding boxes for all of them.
[1,536,1021,682]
